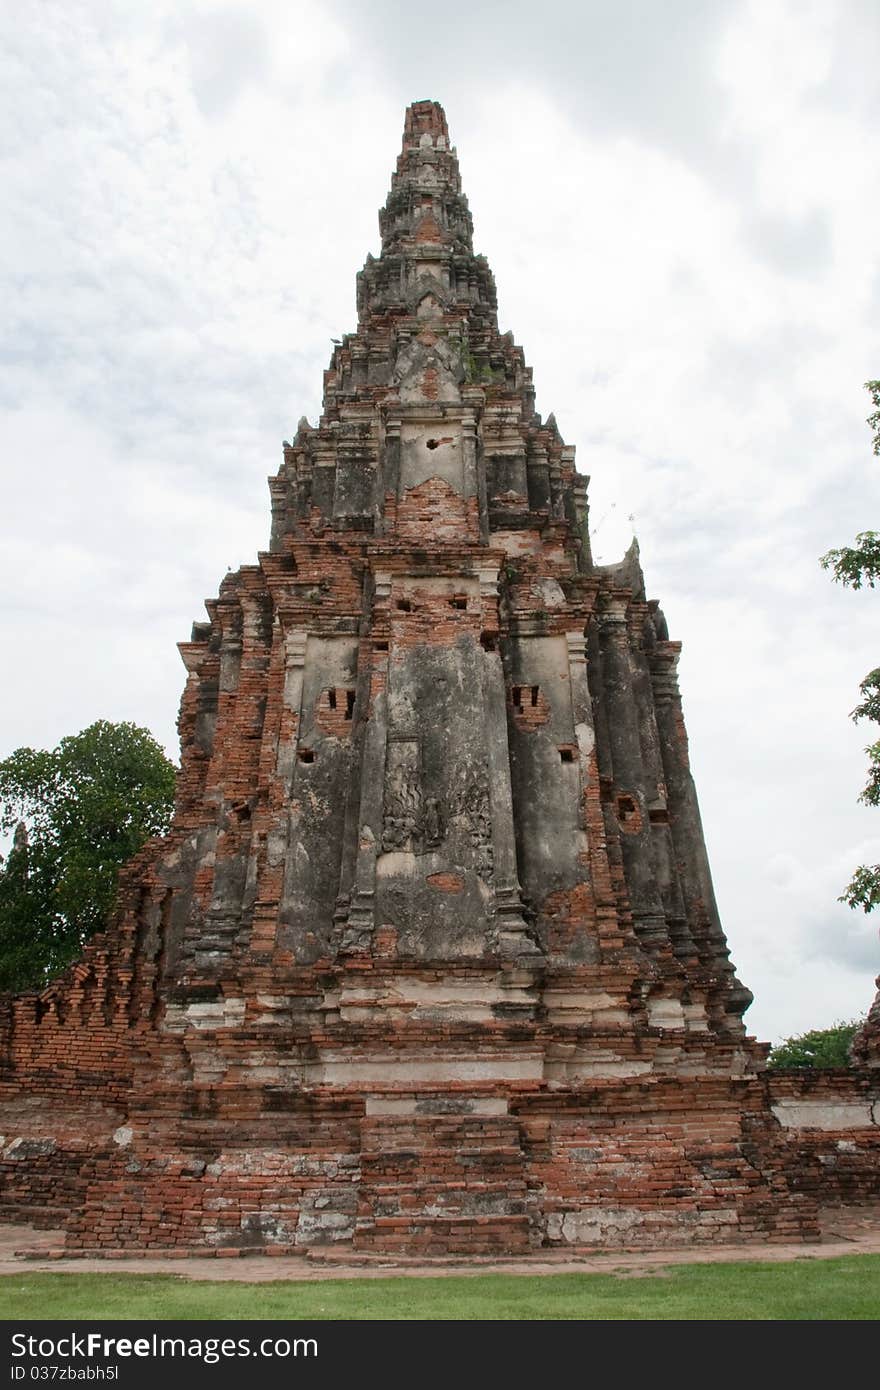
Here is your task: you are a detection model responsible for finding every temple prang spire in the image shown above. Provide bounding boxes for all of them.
[383,99,470,254]
[402,99,450,150]
[2,100,877,1260]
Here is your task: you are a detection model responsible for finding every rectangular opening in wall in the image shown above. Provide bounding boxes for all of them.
[480,632,497,651]
[530,685,539,706]
[298,748,315,764]
[328,689,337,710]
[450,596,467,610]
[559,747,575,763]
[397,599,412,612]
[375,641,389,652]
[512,686,522,709]
[345,690,356,720]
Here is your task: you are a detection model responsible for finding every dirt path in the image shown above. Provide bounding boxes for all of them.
[2,1207,879,1283]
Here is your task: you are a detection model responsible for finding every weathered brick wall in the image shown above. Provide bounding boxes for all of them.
[517,1079,818,1247]
[3,960,878,1254]
[763,1070,880,1208]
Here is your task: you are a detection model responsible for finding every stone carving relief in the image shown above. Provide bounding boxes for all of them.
[381,741,491,876]
[452,761,494,884]
[422,796,444,849]
[381,739,447,853]
[381,739,422,851]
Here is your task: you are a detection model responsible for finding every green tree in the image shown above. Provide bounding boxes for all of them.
[0,721,176,991]
[767,1018,865,1070]
[820,380,880,911]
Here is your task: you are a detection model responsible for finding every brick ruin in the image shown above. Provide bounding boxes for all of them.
[1,101,878,1256]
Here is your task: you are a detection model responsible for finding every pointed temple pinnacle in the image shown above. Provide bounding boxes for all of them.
[402,100,450,151]
[381,98,472,256]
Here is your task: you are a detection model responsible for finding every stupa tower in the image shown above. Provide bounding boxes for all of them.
[169,98,751,1030]
[9,103,874,1256]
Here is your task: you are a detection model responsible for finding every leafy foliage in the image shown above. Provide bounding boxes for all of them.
[0,721,176,991]
[820,383,880,911]
[819,530,880,589]
[867,379,880,456]
[766,1018,865,1070]
[840,864,880,913]
[851,667,880,726]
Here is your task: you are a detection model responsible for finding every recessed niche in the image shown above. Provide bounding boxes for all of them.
[322,687,356,721]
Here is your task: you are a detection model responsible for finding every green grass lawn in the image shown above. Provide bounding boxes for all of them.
[0,1255,878,1320]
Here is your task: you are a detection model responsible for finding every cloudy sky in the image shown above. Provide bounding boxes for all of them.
[2,0,879,1043]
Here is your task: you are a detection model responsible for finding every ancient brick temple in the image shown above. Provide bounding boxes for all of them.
[1,102,878,1255]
